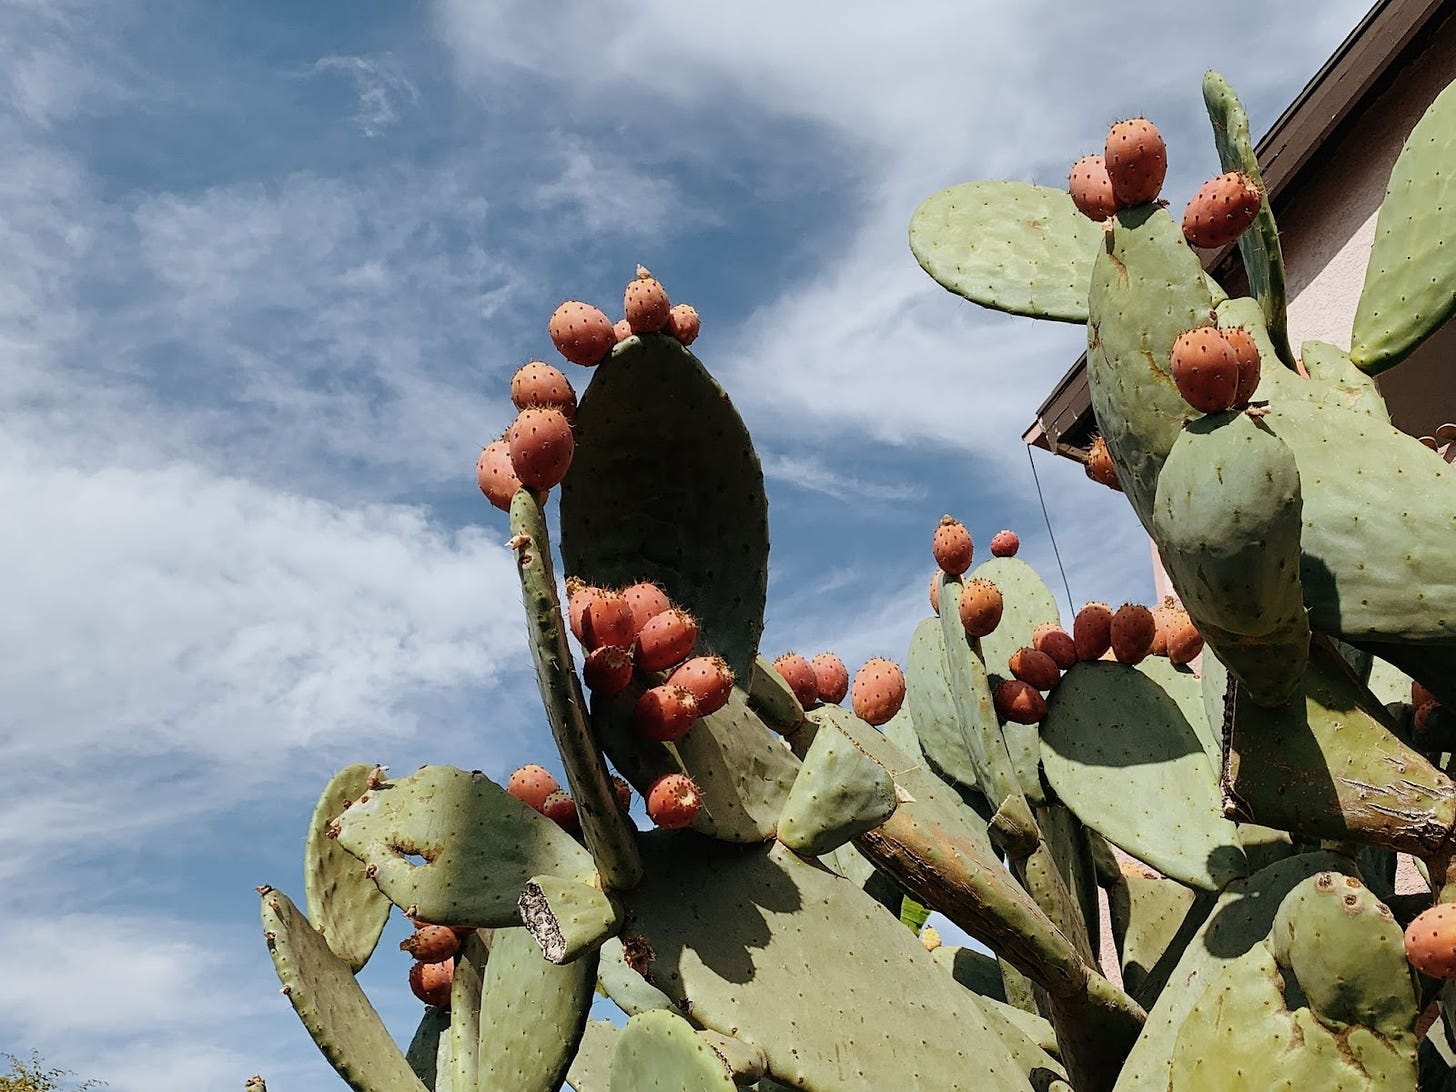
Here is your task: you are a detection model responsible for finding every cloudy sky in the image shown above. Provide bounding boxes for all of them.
[0,1,1378,1088]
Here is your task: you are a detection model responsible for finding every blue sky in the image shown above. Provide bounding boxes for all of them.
[0,1,1377,1088]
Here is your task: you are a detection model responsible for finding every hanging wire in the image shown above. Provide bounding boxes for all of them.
[1025,443,1075,613]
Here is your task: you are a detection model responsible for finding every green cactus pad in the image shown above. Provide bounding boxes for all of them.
[1040,661,1247,891]
[971,557,1062,675]
[906,613,983,792]
[1298,340,1389,419]
[596,935,675,1018]
[696,1031,768,1084]
[1037,804,1100,961]
[977,998,1064,1072]
[932,944,1009,1002]
[1350,77,1456,374]
[1135,658,1218,776]
[331,765,598,927]
[1203,71,1294,369]
[304,764,394,973]
[259,887,427,1092]
[1223,637,1456,856]
[1112,871,1210,1010]
[608,1010,739,1092]
[746,654,806,734]
[561,333,769,683]
[405,1008,452,1092]
[619,831,1034,1092]
[592,683,799,843]
[511,490,643,891]
[449,932,487,1092]
[565,1020,618,1092]
[909,180,1104,322]
[1112,850,1355,1092]
[879,701,928,767]
[476,926,597,1092]
[518,875,622,964]
[1151,411,1309,707]
[777,711,898,856]
[1086,204,1217,517]
[1268,871,1418,1036]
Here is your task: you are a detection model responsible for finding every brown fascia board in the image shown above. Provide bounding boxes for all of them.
[1027,0,1453,459]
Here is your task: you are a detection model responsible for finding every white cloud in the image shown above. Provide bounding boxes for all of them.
[310,54,421,136]
[760,451,926,504]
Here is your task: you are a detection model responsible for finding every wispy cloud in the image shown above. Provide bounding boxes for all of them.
[760,451,926,504]
[310,54,421,136]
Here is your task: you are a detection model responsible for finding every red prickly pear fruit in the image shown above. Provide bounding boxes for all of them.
[508,406,575,490]
[851,657,906,727]
[582,592,636,652]
[667,655,734,717]
[401,924,461,963]
[994,679,1047,724]
[409,958,455,1007]
[613,318,633,342]
[624,266,672,333]
[1223,329,1264,407]
[1068,154,1120,221]
[646,772,702,829]
[541,790,580,835]
[958,578,1004,639]
[1150,595,1178,657]
[1414,681,1438,708]
[1073,602,1113,661]
[583,645,634,696]
[1405,903,1456,979]
[1170,327,1240,414]
[773,652,819,709]
[566,579,600,643]
[1110,603,1156,664]
[1032,623,1078,670]
[1182,171,1261,249]
[989,530,1019,558]
[635,608,698,672]
[1104,117,1167,206]
[1008,647,1060,691]
[1416,700,1440,732]
[476,438,521,512]
[610,775,633,811]
[633,684,700,742]
[929,571,941,615]
[549,301,616,367]
[506,765,560,812]
[932,515,974,576]
[810,652,850,705]
[622,582,672,635]
[1085,435,1123,492]
[510,361,578,423]
[667,303,700,345]
[1166,611,1204,666]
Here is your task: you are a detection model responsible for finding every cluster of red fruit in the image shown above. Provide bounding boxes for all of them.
[401,919,473,1007]
[770,650,907,729]
[475,268,702,511]
[1169,325,1262,416]
[1067,117,1263,250]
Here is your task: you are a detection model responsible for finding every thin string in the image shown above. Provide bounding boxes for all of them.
[1026,443,1075,614]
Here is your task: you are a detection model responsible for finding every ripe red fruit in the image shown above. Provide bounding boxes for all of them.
[566,580,600,644]
[508,406,575,490]
[929,572,941,615]
[1417,701,1440,731]
[1068,154,1120,221]
[506,765,560,811]
[541,790,580,835]
[1085,435,1122,492]
[932,516,974,576]
[1405,904,1456,979]
[622,582,672,635]
[959,578,1004,639]
[583,645,634,695]
[1074,602,1113,661]
[475,438,521,513]
[1182,171,1261,249]
[810,652,850,704]
[549,301,616,366]
[409,959,455,1007]
[1222,326,1262,406]
[1104,117,1167,206]
[613,318,633,343]
[582,593,636,652]
[851,658,906,727]
[400,925,461,963]
[624,266,671,333]
[1165,610,1204,666]
[989,530,1019,558]
[994,679,1047,724]
[1170,327,1240,414]
[667,656,734,717]
[1032,623,1078,670]
[633,684,700,742]
[667,304,700,345]
[646,772,702,829]
[1110,603,1156,664]
[510,361,578,423]
[774,653,819,709]
[1414,681,1437,708]
[1008,647,1060,691]
[610,775,633,811]
[635,609,698,672]
[1150,596,1177,657]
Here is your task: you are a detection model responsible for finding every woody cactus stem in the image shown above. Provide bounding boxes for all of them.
[509,489,643,890]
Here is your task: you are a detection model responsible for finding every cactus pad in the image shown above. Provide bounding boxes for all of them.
[608,1010,739,1092]
[777,709,899,856]
[304,764,394,973]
